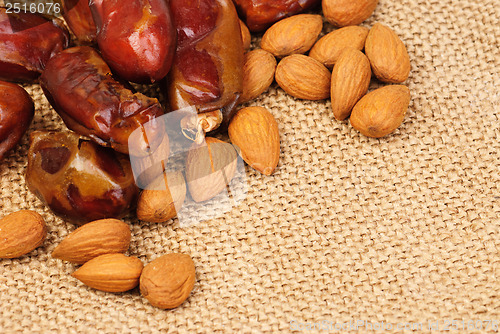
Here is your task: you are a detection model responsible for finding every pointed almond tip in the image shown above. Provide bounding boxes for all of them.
[51,249,61,259]
[261,166,276,176]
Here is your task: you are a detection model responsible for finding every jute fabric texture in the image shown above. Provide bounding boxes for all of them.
[0,0,499,332]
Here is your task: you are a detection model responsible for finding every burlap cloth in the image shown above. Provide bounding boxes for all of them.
[1,0,499,332]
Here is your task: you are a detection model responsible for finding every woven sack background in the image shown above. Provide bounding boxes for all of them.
[0,0,499,332]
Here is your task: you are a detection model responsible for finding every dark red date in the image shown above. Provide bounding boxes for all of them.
[40,46,166,155]
[26,131,139,225]
[0,81,34,160]
[233,0,320,32]
[62,0,97,44]
[89,0,176,83]
[0,8,69,82]
[167,0,244,127]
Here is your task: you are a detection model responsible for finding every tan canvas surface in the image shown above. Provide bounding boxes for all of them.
[1,0,499,333]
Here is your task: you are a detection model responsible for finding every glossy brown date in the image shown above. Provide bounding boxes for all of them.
[26,131,138,225]
[167,0,244,128]
[0,81,34,160]
[89,0,176,83]
[40,46,166,155]
[233,0,320,32]
[0,8,69,82]
[62,0,97,44]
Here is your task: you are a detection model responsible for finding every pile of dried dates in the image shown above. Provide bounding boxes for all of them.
[0,0,272,225]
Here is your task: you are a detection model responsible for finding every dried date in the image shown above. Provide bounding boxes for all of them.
[62,0,97,44]
[233,0,320,32]
[39,46,166,155]
[0,8,69,82]
[166,0,244,129]
[26,131,139,224]
[0,81,34,160]
[89,0,176,83]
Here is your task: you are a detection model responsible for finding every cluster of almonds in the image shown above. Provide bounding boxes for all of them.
[0,212,195,309]
[239,0,412,138]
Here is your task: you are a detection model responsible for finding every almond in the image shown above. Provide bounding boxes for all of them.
[140,253,196,309]
[185,137,238,202]
[0,210,46,259]
[51,218,131,264]
[309,26,369,68]
[240,49,277,103]
[350,85,411,138]
[239,19,251,50]
[365,23,411,83]
[330,48,372,121]
[322,0,379,27]
[129,133,171,190]
[136,171,186,223]
[72,254,143,293]
[228,107,280,175]
[261,14,323,57]
[275,54,331,100]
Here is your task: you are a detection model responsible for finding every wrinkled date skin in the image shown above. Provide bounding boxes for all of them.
[0,81,34,160]
[167,0,244,127]
[233,0,320,32]
[62,0,97,44]
[26,131,139,225]
[0,8,69,82]
[89,0,176,83]
[40,46,166,155]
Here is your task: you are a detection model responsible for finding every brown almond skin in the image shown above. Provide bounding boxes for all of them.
[140,253,196,309]
[261,14,323,57]
[0,210,47,259]
[330,49,372,121]
[136,171,187,223]
[185,137,238,203]
[350,85,411,138]
[275,54,331,100]
[229,107,280,175]
[51,219,131,264]
[72,254,143,292]
[309,26,369,68]
[365,23,411,83]
[240,49,277,103]
[322,0,378,27]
